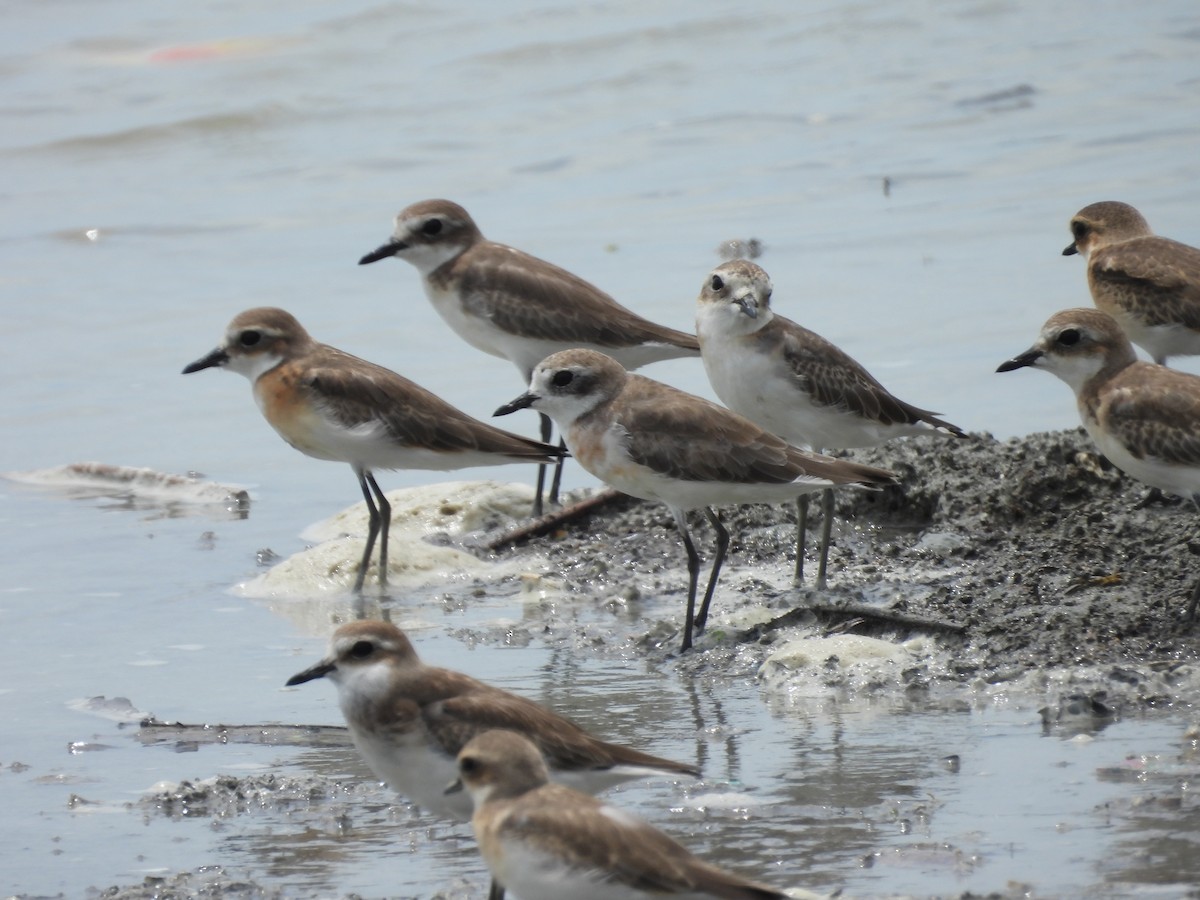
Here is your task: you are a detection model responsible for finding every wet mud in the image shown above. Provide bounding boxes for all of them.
[79,428,1200,899]
[520,428,1199,701]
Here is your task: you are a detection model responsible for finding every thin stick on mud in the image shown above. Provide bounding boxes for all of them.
[485,488,626,551]
[738,602,966,642]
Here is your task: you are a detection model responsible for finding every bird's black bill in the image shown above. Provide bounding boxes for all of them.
[358,241,406,265]
[285,660,335,686]
[444,777,464,795]
[493,392,538,417]
[996,349,1042,373]
[733,296,758,319]
[1062,243,1079,256]
[182,348,229,374]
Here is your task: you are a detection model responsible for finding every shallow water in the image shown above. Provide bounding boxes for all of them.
[3,1,1200,897]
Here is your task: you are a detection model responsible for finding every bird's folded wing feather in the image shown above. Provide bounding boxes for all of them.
[617,390,804,485]
[455,246,698,349]
[1093,241,1200,330]
[773,317,963,433]
[1104,373,1200,468]
[616,382,893,487]
[301,349,553,458]
[423,689,609,767]
[499,789,785,899]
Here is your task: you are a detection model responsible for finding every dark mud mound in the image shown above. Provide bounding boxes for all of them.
[521,429,1200,684]
[849,429,1199,671]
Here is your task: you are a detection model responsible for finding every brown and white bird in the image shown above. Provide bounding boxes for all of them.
[495,349,897,651]
[997,308,1200,620]
[359,199,700,513]
[1063,200,1200,365]
[695,260,964,588]
[448,729,788,900]
[286,620,699,820]
[183,308,562,592]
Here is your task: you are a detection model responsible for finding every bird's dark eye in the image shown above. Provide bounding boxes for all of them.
[239,330,261,347]
[1071,221,1087,239]
[711,275,724,291]
[1057,328,1081,346]
[459,756,479,775]
[551,370,574,387]
[422,218,443,236]
[349,640,374,659]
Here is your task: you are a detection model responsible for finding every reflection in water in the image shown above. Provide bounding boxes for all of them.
[1039,691,1118,736]
[5,0,1200,895]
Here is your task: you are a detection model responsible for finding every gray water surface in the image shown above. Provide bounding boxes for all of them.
[3,1,1200,896]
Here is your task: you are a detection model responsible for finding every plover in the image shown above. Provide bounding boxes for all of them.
[359,199,700,513]
[695,259,964,588]
[495,349,897,650]
[997,307,1200,620]
[448,729,788,900]
[286,620,699,819]
[1063,200,1200,365]
[183,308,561,592]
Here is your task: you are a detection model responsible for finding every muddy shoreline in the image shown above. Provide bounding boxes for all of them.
[83,428,1200,899]
[526,427,1199,694]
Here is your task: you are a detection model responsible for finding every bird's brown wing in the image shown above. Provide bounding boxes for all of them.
[1091,238,1200,330]
[770,316,965,434]
[299,346,559,461]
[613,377,895,487]
[450,243,699,351]
[495,787,786,899]
[1102,367,1200,471]
[424,688,696,776]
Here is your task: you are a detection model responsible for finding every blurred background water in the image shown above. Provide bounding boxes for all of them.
[3,1,1200,896]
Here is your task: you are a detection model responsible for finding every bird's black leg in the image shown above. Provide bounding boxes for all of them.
[353,467,381,593]
[364,471,391,588]
[794,494,809,582]
[532,413,554,517]
[548,437,567,507]
[695,507,728,632]
[672,507,701,652]
[816,487,835,590]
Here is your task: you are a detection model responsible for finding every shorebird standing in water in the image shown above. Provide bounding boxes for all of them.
[287,620,700,900]
[449,730,789,900]
[286,620,698,817]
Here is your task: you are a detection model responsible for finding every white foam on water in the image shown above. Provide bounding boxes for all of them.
[4,462,251,509]
[759,633,914,684]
